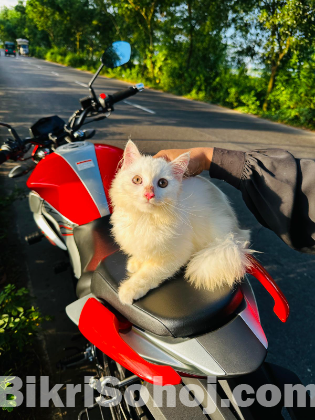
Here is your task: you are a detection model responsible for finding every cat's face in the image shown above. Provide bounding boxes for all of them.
[110,140,190,214]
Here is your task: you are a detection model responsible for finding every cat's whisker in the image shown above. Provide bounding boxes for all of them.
[178,193,194,202]
[165,201,207,219]
[171,201,209,213]
[166,207,192,227]
[161,203,193,229]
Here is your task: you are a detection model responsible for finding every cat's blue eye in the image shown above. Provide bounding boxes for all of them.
[158,178,168,188]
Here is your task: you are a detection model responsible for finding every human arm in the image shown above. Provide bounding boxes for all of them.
[154,147,315,253]
[154,147,213,176]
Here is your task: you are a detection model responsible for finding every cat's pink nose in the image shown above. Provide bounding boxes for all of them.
[144,191,155,201]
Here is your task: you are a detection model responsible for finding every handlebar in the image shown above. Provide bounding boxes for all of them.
[0,83,144,165]
[72,106,92,130]
[108,86,139,104]
[73,84,143,129]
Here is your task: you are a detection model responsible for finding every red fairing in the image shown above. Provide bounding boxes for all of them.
[94,144,123,213]
[79,298,182,386]
[31,145,39,157]
[246,255,290,322]
[27,153,101,225]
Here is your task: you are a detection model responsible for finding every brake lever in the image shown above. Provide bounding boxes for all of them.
[81,115,107,127]
[0,122,22,145]
[9,128,22,145]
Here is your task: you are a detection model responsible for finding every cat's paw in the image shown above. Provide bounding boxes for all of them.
[118,283,134,305]
[127,257,142,274]
[118,280,147,305]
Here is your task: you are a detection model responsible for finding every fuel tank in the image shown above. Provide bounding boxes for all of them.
[27,141,123,225]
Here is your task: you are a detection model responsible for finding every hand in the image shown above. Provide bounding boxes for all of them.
[153,147,213,176]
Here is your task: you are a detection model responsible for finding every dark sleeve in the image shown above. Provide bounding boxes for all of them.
[210,147,315,253]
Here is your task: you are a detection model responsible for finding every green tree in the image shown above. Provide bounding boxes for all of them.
[158,0,232,96]
[105,0,170,78]
[232,0,315,111]
[260,0,315,110]
[26,0,99,52]
[0,4,25,43]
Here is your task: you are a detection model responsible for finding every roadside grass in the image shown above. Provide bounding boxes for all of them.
[0,178,51,419]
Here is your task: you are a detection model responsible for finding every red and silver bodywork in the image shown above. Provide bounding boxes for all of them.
[1,37,299,417]
[24,137,295,419]
[27,141,122,278]
[26,141,289,383]
[66,257,289,385]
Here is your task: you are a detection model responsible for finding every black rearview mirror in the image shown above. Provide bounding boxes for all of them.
[101,41,131,69]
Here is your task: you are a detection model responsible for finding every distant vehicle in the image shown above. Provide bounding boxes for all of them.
[4,41,16,57]
[16,38,29,56]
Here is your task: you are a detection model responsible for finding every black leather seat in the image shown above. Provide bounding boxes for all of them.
[91,251,244,338]
[73,215,118,298]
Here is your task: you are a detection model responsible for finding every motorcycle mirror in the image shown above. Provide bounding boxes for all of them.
[101,41,131,69]
[88,41,131,101]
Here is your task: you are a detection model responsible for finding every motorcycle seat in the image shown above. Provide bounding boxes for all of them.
[73,215,118,299]
[91,250,244,338]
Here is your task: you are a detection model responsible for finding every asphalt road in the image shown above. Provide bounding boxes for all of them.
[1,52,315,418]
[1,51,315,157]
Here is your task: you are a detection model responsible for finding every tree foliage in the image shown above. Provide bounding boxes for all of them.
[1,0,315,129]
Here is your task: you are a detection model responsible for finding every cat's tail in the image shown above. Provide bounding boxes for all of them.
[185,233,253,290]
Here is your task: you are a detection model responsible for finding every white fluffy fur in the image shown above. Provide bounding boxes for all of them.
[109,140,252,305]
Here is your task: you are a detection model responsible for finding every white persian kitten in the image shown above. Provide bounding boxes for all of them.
[110,140,251,305]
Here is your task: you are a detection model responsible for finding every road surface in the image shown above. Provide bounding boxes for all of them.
[1,52,315,157]
[1,52,315,419]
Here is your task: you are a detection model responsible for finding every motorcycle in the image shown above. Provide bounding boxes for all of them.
[0,41,312,420]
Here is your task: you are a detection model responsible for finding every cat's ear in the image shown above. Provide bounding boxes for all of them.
[121,140,141,170]
[171,152,190,181]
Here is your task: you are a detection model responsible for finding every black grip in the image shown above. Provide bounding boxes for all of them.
[110,87,138,104]
[0,150,9,164]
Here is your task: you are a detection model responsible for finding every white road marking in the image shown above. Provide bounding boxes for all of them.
[124,100,155,114]
[26,64,39,69]
[36,65,42,69]
[74,80,88,88]
[51,71,59,76]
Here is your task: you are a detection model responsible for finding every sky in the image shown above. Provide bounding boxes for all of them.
[1,0,20,7]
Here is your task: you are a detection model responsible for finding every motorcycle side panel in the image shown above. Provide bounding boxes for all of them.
[78,297,182,386]
[42,201,82,278]
[94,143,123,214]
[67,279,267,380]
[29,191,67,250]
[55,142,110,218]
[27,149,100,225]
[29,191,82,277]
[33,212,67,250]
[27,141,123,225]
[120,295,267,378]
